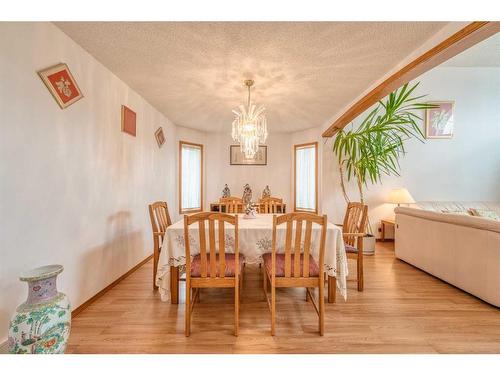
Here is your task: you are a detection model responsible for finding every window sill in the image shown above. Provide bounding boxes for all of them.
[179,208,202,214]
[294,207,318,214]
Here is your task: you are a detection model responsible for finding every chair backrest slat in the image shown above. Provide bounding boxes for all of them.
[220,197,243,213]
[226,201,239,213]
[302,221,313,277]
[343,202,368,246]
[209,219,217,277]
[184,212,238,281]
[293,219,303,277]
[272,212,327,279]
[148,201,172,238]
[260,197,284,213]
[284,220,293,277]
[219,219,225,278]
[198,220,208,277]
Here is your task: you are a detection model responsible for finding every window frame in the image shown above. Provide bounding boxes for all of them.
[293,141,318,213]
[179,140,204,214]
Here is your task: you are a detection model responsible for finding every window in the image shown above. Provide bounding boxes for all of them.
[179,141,203,213]
[294,142,318,213]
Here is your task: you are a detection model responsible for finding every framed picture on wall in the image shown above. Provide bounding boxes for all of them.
[121,105,137,137]
[37,63,84,109]
[230,145,267,165]
[425,101,455,139]
[155,127,165,148]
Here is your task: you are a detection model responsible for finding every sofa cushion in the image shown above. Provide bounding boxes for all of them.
[345,244,358,253]
[395,206,500,234]
[417,201,500,217]
[441,209,471,216]
[470,209,500,221]
[262,252,319,277]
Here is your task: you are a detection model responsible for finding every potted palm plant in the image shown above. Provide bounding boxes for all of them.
[332,82,436,254]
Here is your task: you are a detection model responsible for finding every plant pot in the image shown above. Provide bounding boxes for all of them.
[362,234,376,255]
[8,265,71,354]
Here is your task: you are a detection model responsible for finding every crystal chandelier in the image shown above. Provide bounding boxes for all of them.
[232,79,268,159]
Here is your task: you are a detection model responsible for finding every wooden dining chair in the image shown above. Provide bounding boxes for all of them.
[342,202,368,292]
[184,212,243,337]
[222,200,241,213]
[260,197,284,213]
[262,212,327,336]
[148,201,172,290]
[220,197,243,213]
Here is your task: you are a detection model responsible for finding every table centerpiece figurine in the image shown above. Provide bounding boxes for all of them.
[242,183,252,205]
[222,184,231,198]
[8,264,71,354]
[243,202,258,219]
[262,185,271,199]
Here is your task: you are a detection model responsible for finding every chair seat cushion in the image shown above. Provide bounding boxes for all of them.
[345,244,358,253]
[262,252,319,277]
[190,253,244,277]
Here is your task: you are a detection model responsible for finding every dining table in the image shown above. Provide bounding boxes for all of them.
[155,213,348,304]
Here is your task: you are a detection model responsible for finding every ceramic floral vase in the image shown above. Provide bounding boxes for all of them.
[8,265,71,354]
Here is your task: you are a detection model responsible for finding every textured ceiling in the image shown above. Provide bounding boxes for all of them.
[55,22,446,133]
[442,32,500,67]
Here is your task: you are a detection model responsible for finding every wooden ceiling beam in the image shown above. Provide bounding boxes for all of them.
[322,21,500,138]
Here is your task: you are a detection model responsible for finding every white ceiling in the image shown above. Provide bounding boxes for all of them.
[55,22,446,133]
[441,32,500,67]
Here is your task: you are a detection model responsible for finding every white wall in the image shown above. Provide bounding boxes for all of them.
[205,132,293,207]
[320,66,500,235]
[0,22,177,342]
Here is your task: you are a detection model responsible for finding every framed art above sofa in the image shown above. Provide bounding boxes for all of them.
[425,101,454,139]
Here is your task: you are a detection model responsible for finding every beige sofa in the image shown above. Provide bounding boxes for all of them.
[394,202,500,307]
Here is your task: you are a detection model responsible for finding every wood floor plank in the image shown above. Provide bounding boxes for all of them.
[66,242,500,354]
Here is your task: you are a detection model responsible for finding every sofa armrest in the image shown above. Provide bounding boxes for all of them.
[395,206,500,233]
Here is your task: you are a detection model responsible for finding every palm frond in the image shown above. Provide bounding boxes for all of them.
[333,82,428,197]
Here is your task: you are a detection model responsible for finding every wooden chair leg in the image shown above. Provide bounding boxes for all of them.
[263,267,268,298]
[306,288,310,301]
[357,254,364,292]
[319,282,325,336]
[239,265,244,303]
[271,282,276,336]
[185,281,191,337]
[170,266,179,304]
[235,279,239,337]
[328,276,336,303]
[153,248,159,290]
[196,288,200,303]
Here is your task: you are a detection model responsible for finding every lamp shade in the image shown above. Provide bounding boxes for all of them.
[387,188,415,204]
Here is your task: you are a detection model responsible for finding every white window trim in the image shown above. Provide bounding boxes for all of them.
[294,142,318,213]
[179,141,204,214]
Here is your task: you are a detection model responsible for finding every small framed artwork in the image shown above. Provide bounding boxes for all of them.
[121,105,136,137]
[38,63,83,109]
[230,145,267,165]
[425,101,455,139]
[155,127,165,148]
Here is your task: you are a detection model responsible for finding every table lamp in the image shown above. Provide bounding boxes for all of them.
[387,188,415,207]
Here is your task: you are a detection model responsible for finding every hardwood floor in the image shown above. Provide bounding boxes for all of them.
[66,242,500,354]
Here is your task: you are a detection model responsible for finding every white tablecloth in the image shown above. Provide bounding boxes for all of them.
[155,214,348,301]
